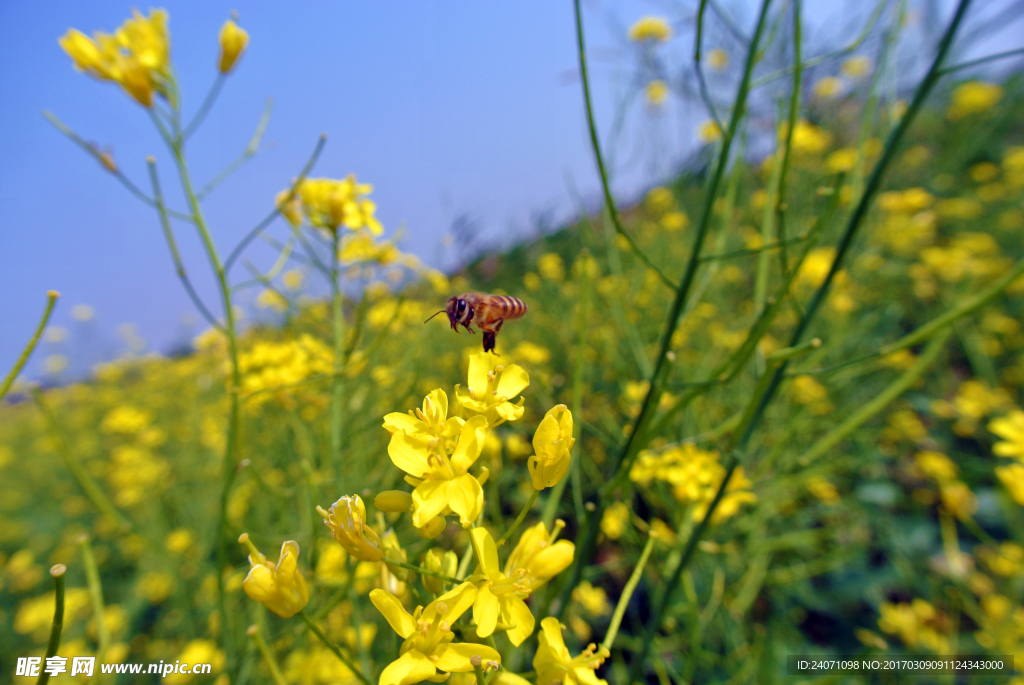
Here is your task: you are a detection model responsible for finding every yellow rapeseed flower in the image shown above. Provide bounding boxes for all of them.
[238,534,309,618]
[387,415,489,528]
[948,81,1003,119]
[707,48,729,69]
[383,388,463,443]
[841,56,872,78]
[989,410,1024,461]
[645,80,668,106]
[469,528,535,646]
[813,76,844,100]
[217,19,248,73]
[628,16,672,42]
[698,120,721,144]
[317,495,384,562]
[59,9,170,107]
[455,352,529,426]
[534,617,609,685]
[996,463,1024,506]
[529,405,574,490]
[826,148,859,173]
[280,176,383,233]
[644,187,674,214]
[503,520,574,593]
[370,583,500,685]
[600,502,629,540]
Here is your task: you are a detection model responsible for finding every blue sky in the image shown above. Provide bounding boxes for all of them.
[1,0,1020,380]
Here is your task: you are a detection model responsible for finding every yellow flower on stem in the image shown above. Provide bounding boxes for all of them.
[317,495,384,562]
[383,389,464,443]
[628,16,672,42]
[534,617,609,685]
[645,80,668,107]
[370,583,500,685]
[529,405,574,490]
[469,528,535,646]
[989,410,1024,460]
[455,352,529,426]
[503,520,574,593]
[387,416,489,528]
[59,9,170,107]
[218,19,248,73]
[238,534,309,618]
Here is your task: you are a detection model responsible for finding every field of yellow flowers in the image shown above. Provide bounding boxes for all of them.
[3,2,1024,684]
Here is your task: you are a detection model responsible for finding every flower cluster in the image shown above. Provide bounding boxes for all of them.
[277,176,383,234]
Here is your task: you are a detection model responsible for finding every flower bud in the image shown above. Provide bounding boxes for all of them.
[382,531,409,581]
[528,405,575,490]
[416,515,447,539]
[239,536,309,618]
[218,19,249,73]
[317,495,383,562]
[422,548,458,594]
[374,490,414,513]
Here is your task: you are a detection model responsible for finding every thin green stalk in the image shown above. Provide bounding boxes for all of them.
[197,97,273,200]
[384,558,461,585]
[33,389,131,531]
[77,536,109,664]
[298,610,371,685]
[793,329,953,467]
[694,0,725,133]
[0,291,58,402]
[473,661,486,685]
[555,0,773,621]
[941,46,1024,74]
[774,0,801,278]
[147,158,223,331]
[246,626,288,685]
[37,565,66,685]
[754,107,787,317]
[498,490,539,547]
[602,533,656,652]
[573,0,676,291]
[183,73,226,141]
[330,230,346,480]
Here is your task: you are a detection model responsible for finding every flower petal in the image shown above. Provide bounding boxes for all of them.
[451,416,488,472]
[424,388,449,420]
[466,352,496,397]
[379,650,438,685]
[448,475,483,528]
[496,364,529,399]
[473,585,500,637]
[502,594,536,646]
[370,588,418,638]
[412,480,451,528]
[469,528,500,578]
[389,431,431,477]
[424,582,478,625]
[383,412,421,435]
[434,642,501,673]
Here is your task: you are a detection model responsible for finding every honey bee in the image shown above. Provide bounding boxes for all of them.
[425,292,528,353]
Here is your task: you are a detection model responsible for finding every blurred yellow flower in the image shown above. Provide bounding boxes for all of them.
[813,76,844,99]
[279,176,383,233]
[165,640,225,684]
[996,463,1024,506]
[707,48,728,69]
[370,583,500,685]
[455,352,529,426]
[255,289,287,312]
[164,529,194,555]
[529,404,574,490]
[239,535,309,618]
[537,253,565,282]
[572,581,611,616]
[915,451,958,483]
[59,9,170,107]
[511,341,551,366]
[644,187,674,214]
[785,120,832,155]
[600,502,629,540]
[698,119,721,144]
[841,56,872,78]
[661,211,689,231]
[534,617,609,685]
[217,19,248,73]
[469,528,535,646]
[826,148,859,173]
[317,495,384,562]
[645,80,668,106]
[990,411,1024,460]
[948,81,1003,119]
[806,476,840,504]
[628,16,672,42]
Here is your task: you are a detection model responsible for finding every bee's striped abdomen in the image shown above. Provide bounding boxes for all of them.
[496,296,528,319]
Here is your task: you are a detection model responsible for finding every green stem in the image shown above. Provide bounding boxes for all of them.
[573,0,675,291]
[330,230,346,480]
[78,536,109,664]
[37,566,66,685]
[602,533,656,652]
[33,390,131,531]
[386,558,461,585]
[298,610,371,685]
[246,626,288,685]
[183,73,226,141]
[196,96,273,200]
[497,490,539,547]
[793,329,953,467]
[0,291,58,402]
[473,662,486,685]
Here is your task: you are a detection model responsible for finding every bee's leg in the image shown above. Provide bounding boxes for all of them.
[493,317,505,333]
[482,330,498,354]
